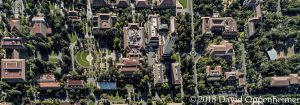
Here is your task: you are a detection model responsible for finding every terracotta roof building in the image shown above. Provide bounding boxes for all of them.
[244,0,262,37]
[269,74,300,87]
[66,79,84,89]
[1,37,25,49]
[155,0,176,8]
[225,71,246,86]
[0,102,13,105]
[68,10,80,21]
[201,17,237,39]
[9,19,20,32]
[135,0,150,9]
[1,59,26,82]
[90,0,111,8]
[148,14,160,46]
[30,17,52,37]
[206,65,222,81]
[123,23,145,50]
[206,40,234,57]
[116,56,142,76]
[36,74,61,89]
[93,13,113,32]
[171,63,181,85]
[153,63,165,85]
[115,0,130,8]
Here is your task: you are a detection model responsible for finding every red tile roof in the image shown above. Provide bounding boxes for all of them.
[30,17,52,37]
[67,79,84,89]
[1,59,26,82]
[123,23,145,50]
[37,74,61,88]
[171,63,181,85]
[9,19,20,32]
[1,37,25,49]
[206,40,234,56]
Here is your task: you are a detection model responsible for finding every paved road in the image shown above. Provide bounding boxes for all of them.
[188,0,199,97]
[240,43,248,95]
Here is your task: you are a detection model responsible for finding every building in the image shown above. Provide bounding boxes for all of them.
[66,79,84,89]
[1,59,26,82]
[244,0,262,37]
[0,102,13,105]
[36,74,61,89]
[159,16,176,59]
[201,17,237,39]
[148,14,160,47]
[171,63,181,85]
[9,19,20,32]
[206,40,234,57]
[135,0,150,9]
[90,0,111,8]
[155,0,176,8]
[116,56,142,76]
[153,63,165,85]
[96,82,117,90]
[1,37,25,49]
[30,17,52,37]
[206,65,222,81]
[225,71,246,86]
[123,23,145,50]
[269,74,300,87]
[68,10,80,21]
[93,13,113,32]
[115,0,130,8]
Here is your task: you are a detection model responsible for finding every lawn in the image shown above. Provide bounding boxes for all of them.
[75,51,90,67]
[179,0,188,9]
[70,34,77,43]
[49,58,60,63]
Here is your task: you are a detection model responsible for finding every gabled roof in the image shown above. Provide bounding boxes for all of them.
[153,63,165,85]
[123,23,145,50]
[156,0,176,7]
[117,56,142,75]
[206,40,234,56]
[135,0,150,8]
[148,14,159,41]
[1,59,26,82]
[67,79,84,89]
[269,74,300,87]
[1,37,25,49]
[90,0,111,7]
[68,11,80,20]
[30,17,52,37]
[93,13,113,30]
[36,74,61,89]
[206,65,222,77]
[171,63,181,85]
[115,0,130,8]
[9,19,20,32]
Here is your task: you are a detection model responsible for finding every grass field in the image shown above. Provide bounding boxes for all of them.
[70,34,77,43]
[179,0,188,8]
[75,51,90,67]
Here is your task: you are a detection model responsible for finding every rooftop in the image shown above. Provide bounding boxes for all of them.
[171,63,181,85]
[9,19,20,32]
[202,17,238,37]
[153,63,165,85]
[1,59,26,82]
[93,13,113,30]
[123,23,145,50]
[206,65,222,77]
[1,37,25,49]
[67,79,84,89]
[36,74,61,89]
[148,14,159,40]
[206,40,234,56]
[30,17,52,37]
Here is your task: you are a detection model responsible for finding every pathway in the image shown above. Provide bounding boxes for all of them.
[69,42,76,71]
